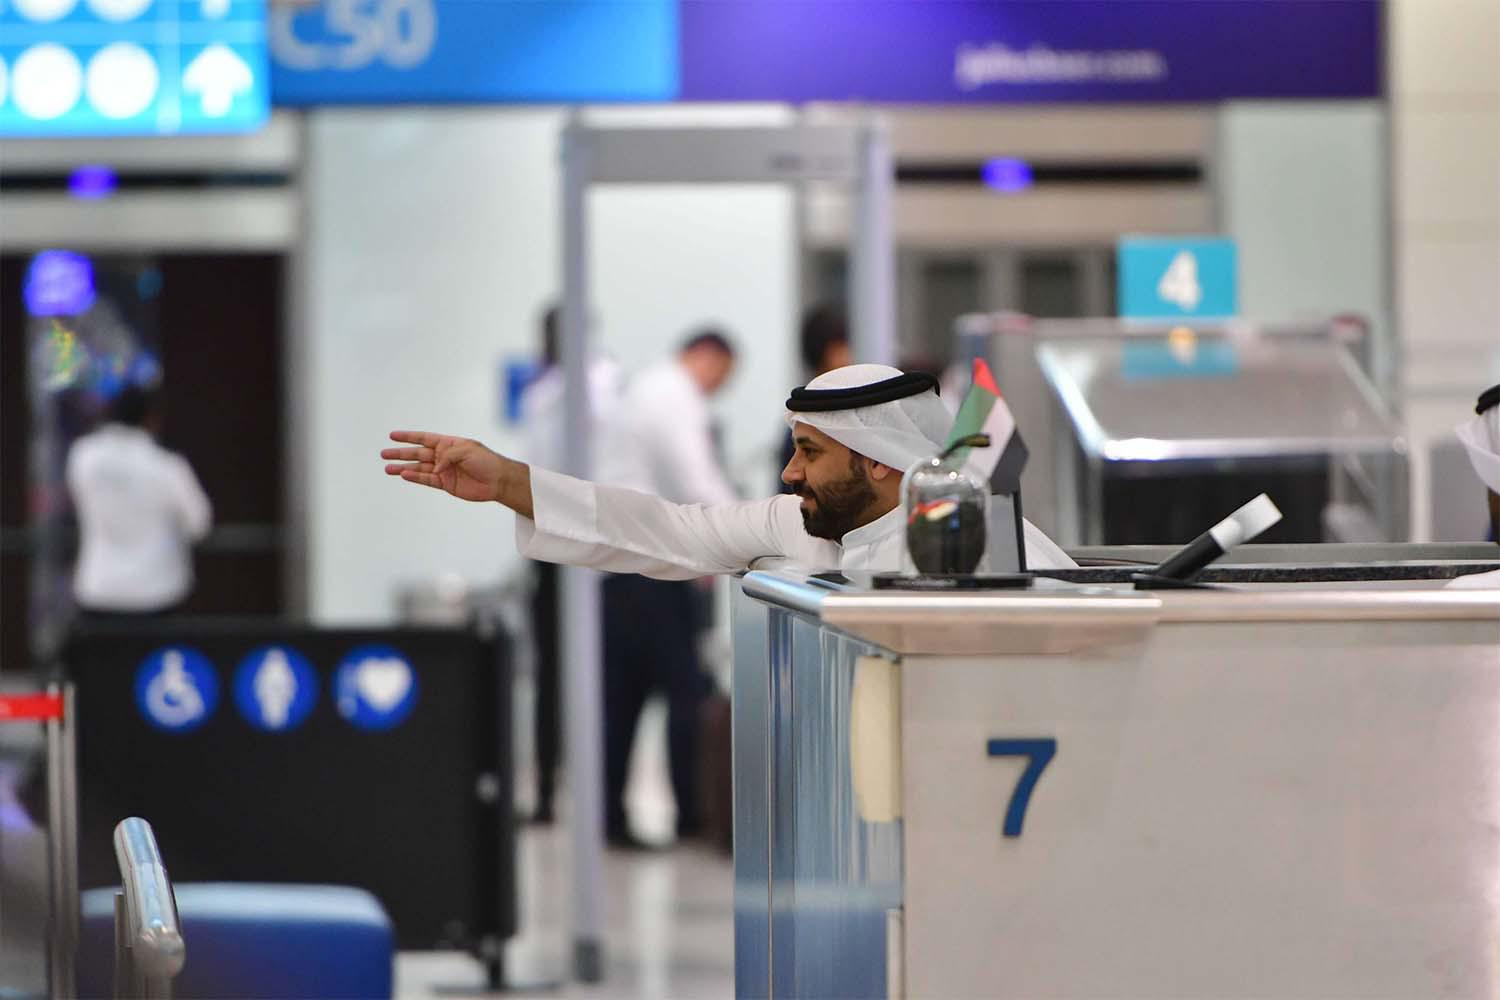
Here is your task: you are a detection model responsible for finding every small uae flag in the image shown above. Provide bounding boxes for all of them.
[944,358,1029,494]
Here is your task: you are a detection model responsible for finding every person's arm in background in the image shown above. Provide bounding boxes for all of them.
[517,367,560,471]
[382,432,808,579]
[64,442,85,514]
[167,453,212,541]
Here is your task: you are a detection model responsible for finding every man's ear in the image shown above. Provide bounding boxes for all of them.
[867,460,899,482]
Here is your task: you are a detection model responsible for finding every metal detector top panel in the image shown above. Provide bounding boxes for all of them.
[578,125,862,184]
[1037,333,1402,463]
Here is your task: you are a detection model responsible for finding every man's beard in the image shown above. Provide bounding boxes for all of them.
[794,457,878,540]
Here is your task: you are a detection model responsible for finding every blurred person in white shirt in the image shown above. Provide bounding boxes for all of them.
[598,329,739,505]
[594,329,738,848]
[66,385,212,616]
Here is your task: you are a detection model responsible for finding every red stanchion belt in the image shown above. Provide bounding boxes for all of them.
[0,693,65,721]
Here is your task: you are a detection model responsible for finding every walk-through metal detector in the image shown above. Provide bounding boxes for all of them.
[557,115,896,981]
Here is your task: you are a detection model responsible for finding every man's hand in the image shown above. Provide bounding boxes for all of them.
[382,431,534,518]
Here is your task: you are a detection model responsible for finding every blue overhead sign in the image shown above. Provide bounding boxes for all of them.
[680,1,1381,104]
[269,0,677,104]
[0,0,269,137]
[267,0,1377,108]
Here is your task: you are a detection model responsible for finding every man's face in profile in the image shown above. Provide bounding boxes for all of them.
[781,423,879,540]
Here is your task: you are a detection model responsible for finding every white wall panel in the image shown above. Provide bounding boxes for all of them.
[1390,0,1500,539]
[303,108,562,622]
[1396,235,1500,345]
[1390,0,1500,98]
[1395,110,1500,225]
[1219,102,1390,380]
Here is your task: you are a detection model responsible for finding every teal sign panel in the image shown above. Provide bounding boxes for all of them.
[1118,237,1238,320]
[0,0,269,136]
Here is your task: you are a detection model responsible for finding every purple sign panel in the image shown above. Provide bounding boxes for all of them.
[679,0,1381,103]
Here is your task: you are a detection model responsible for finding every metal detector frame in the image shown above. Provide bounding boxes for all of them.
[556,115,896,981]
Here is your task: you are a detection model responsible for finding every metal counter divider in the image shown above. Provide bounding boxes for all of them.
[968,315,1408,547]
[0,684,79,999]
[43,684,78,1000]
[111,818,184,999]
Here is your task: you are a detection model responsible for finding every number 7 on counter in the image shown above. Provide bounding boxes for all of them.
[986,738,1057,838]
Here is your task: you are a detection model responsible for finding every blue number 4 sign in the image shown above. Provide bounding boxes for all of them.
[986,738,1057,838]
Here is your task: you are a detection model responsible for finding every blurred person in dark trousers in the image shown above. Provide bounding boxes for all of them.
[595,329,738,849]
[518,306,619,824]
[779,303,851,492]
[67,385,211,620]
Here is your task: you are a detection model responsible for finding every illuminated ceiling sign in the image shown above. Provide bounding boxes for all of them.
[0,0,269,136]
[677,1,1381,103]
[270,0,677,104]
[268,0,1378,106]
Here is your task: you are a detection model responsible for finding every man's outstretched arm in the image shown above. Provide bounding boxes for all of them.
[382,429,823,580]
[381,431,534,518]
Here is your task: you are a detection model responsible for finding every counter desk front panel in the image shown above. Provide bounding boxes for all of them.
[902,615,1500,996]
[737,572,1500,999]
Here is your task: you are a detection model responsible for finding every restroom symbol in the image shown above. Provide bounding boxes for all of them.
[233,646,318,732]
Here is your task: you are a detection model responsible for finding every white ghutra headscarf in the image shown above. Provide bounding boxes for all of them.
[1458,384,1500,495]
[1448,384,1500,589]
[783,364,954,471]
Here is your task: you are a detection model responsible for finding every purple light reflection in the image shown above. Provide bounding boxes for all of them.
[981,158,1033,194]
[68,165,118,200]
[23,250,96,317]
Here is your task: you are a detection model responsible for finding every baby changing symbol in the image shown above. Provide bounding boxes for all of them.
[335,645,417,731]
[234,646,318,732]
[135,647,218,732]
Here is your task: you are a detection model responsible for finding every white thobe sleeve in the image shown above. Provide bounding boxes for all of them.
[515,467,804,580]
[1447,568,1500,589]
[1022,519,1076,569]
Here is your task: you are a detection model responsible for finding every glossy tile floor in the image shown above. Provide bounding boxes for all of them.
[399,694,735,999]
[396,822,734,999]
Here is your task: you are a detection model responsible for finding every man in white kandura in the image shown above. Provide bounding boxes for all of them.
[588,328,739,848]
[381,363,1076,578]
[69,385,212,617]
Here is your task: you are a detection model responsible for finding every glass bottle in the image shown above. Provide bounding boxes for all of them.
[902,434,991,575]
